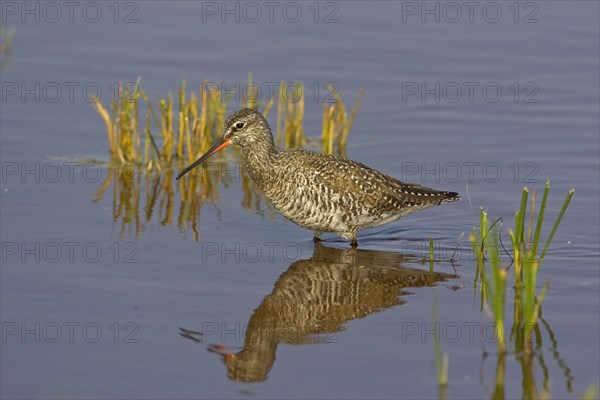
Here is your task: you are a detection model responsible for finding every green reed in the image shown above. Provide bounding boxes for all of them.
[429,238,435,272]
[580,384,598,400]
[509,182,574,347]
[274,81,305,149]
[0,24,15,54]
[93,77,363,169]
[321,86,365,155]
[471,183,574,355]
[92,77,363,236]
[432,293,449,397]
[473,209,507,353]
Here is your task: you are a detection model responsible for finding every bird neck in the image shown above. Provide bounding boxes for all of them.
[240,133,277,186]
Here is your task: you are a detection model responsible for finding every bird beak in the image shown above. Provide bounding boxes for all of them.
[175,137,232,180]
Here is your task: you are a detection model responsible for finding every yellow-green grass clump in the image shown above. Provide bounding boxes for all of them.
[92,78,364,170]
[471,182,574,354]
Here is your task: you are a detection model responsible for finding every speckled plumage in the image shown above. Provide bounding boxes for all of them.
[178,108,460,246]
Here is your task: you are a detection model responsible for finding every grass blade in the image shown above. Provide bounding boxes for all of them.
[539,189,575,263]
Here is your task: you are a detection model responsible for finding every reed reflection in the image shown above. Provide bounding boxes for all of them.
[180,243,456,382]
[479,306,574,399]
[94,159,270,239]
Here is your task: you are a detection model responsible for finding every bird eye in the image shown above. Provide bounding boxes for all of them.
[235,122,245,130]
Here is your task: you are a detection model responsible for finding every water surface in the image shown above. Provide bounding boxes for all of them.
[1,1,598,398]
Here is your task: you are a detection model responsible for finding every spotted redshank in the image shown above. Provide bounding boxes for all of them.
[176,109,460,246]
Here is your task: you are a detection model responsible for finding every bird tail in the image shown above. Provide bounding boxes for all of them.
[441,191,460,204]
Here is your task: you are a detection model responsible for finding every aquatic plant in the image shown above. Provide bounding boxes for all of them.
[469,183,575,399]
[432,293,449,398]
[472,182,573,353]
[93,77,363,169]
[92,77,363,236]
[321,86,364,155]
[580,384,598,400]
[0,24,15,54]
[509,183,574,345]
[274,80,305,150]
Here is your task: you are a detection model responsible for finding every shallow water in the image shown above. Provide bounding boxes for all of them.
[1,1,599,399]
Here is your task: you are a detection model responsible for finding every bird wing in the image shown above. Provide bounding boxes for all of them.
[285,150,452,212]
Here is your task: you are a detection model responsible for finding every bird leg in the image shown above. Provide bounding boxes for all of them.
[313,231,323,243]
[350,236,358,248]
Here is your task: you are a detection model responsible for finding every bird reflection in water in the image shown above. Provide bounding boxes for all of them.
[180,243,457,382]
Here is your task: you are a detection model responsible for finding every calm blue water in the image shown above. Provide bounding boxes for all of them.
[1,1,598,398]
